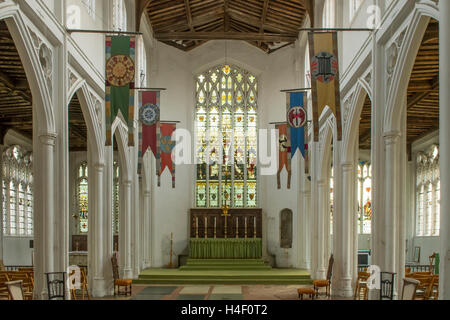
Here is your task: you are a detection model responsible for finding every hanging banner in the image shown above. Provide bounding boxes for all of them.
[276,123,291,189]
[158,123,176,188]
[105,35,136,146]
[308,32,342,141]
[138,91,160,175]
[286,91,307,158]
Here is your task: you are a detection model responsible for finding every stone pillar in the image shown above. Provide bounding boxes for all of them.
[440,0,450,300]
[316,180,327,279]
[383,131,401,294]
[143,190,151,268]
[121,179,133,279]
[91,163,106,297]
[103,147,114,295]
[334,162,355,297]
[300,179,311,270]
[34,133,57,299]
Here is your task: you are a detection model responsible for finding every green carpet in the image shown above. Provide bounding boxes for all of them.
[180,259,272,271]
[134,260,312,285]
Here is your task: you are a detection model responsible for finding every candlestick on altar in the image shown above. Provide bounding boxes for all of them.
[204,217,208,239]
[254,216,257,238]
[245,217,248,239]
[214,217,217,239]
[236,217,239,238]
[195,217,199,238]
[167,232,174,268]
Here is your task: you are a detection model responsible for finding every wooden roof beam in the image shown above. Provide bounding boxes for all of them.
[155,31,297,42]
[258,0,270,48]
[407,77,439,110]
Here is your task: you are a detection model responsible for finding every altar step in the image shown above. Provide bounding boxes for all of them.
[134,267,312,285]
[179,259,272,271]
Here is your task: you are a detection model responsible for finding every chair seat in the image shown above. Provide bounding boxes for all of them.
[313,280,330,287]
[298,288,315,295]
[115,279,132,286]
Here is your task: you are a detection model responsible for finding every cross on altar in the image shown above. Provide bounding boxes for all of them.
[221,205,231,238]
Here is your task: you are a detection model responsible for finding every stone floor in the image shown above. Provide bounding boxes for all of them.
[101,284,354,300]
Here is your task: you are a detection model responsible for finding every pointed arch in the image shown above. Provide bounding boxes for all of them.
[384,5,439,133]
[68,82,105,164]
[0,10,55,135]
[341,83,370,163]
[112,119,131,181]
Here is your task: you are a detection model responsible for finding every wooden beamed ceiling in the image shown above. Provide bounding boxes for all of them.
[144,0,310,53]
[358,19,440,152]
[0,21,87,151]
[406,19,439,146]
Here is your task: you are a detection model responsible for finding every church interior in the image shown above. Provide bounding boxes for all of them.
[0,0,449,302]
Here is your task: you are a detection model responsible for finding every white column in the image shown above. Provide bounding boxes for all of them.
[34,133,57,299]
[143,190,151,268]
[120,179,133,279]
[316,180,327,279]
[335,162,355,297]
[383,131,401,292]
[300,180,311,270]
[91,163,106,297]
[439,0,450,300]
[103,147,114,295]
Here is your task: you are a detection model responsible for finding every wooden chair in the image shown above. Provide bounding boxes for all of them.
[0,260,4,271]
[111,253,132,296]
[45,272,66,300]
[354,271,370,300]
[429,253,436,274]
[380,272,396,300]
[80,267,90,300]
[422,275,439,300]
[7,271,33,300]
[298,255,334,300]
[313,255,334,298]
[410,273,433,299]
[6,280,24,300]
[0,272,10,300]
[401,278,420,300]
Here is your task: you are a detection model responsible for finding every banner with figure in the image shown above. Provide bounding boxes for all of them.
[138,91,160,175]
[276,123,291,189]
[105,36,136,146]
[308,32,342,141]
[158,123,176,188]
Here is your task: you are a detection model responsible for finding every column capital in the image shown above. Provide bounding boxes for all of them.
[94,162,105,171]
[38,133,57,146]
[122,179,132,186]
[341,162,353,171]
[383,130,401,146]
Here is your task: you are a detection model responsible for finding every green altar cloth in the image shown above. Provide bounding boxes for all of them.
[189,238,262,259]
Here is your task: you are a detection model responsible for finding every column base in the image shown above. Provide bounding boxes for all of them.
[123,268,133,279]
[335,278,353,298]
[92,278,107,298]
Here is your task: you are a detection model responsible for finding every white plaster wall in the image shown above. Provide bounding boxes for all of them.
[66,0,107,75]
[149,40,301,268]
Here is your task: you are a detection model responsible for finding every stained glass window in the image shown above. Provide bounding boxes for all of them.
[195,65,258,208]
[1,146,33,236]
[416,145,440,237]
[113,161,120,235]
[77,162,89,233]
[357,162,372,234]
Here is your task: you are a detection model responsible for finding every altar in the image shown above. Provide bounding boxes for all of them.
[189,208,263,259]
